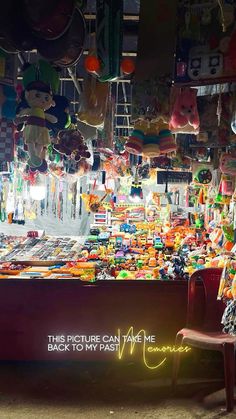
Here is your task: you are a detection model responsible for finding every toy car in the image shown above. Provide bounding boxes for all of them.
[98,232,110,242]
[154,237,164,249]
[146,237,154,246]
[165,237,175,248]
[87,235,98,243]
[90,228,100,236]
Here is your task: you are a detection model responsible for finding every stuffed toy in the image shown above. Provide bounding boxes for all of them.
[125,120,158,156]
[15,81,57,169]
[170,87,200,132]
[53,129,91,162]
[46,95,71,136]
[156,119,176,154]
[142,122,159,158]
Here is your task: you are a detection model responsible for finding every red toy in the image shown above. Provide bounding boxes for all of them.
[53,129,91,162]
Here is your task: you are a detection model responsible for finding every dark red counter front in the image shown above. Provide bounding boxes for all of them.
[0,280,204,361]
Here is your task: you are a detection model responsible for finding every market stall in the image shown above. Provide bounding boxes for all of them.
[0,0,236,365]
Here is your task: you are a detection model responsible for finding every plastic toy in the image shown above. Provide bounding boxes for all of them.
[154,237,164,249]
[187,46,223,81]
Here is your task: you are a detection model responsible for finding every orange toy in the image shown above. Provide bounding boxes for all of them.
[81,188,112,213]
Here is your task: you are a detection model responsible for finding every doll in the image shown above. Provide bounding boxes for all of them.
[15,81,57,169]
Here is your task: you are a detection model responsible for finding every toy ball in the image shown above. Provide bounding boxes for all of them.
[120,58,135,75]
[84,55,101,73]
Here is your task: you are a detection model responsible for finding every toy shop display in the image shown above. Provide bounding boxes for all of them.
[175,0,236,84]
[2,1,236,296]
[1,235,83,262]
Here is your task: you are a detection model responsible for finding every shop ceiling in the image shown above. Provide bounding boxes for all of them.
[16,0,236,136]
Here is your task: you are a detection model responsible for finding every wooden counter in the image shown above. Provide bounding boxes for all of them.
[0,279,205,361]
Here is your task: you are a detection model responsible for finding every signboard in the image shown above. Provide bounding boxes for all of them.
[157,171,192,184]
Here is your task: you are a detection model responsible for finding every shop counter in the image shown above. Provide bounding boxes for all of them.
[0,279,204,361]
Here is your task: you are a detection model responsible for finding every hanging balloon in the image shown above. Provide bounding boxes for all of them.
[84,55,101,74]
[120,58,135,75]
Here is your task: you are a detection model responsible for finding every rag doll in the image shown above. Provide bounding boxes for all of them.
[15,81,57,169]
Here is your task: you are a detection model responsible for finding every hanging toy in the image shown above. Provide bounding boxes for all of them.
[53,129,91,162]
[125,120,146,155]
[195,168,212,185]
[15,81,57,170]
[157,118,177,154]
[170,87,200,131]
[143,125,160,158]
[46,95,71,136]
[81,188,112,213]
[130,167,143,200]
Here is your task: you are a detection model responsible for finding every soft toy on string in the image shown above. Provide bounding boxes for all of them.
[46,94,71,137]
[170,87,200,132]
[15,81,57,170]
[53,129,91,162]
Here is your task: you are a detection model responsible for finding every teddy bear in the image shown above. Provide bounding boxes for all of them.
[170,87,200,132]
[53,128,91,162]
